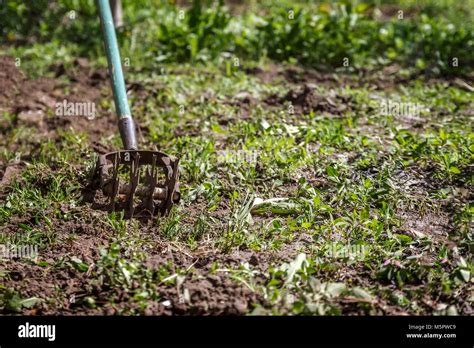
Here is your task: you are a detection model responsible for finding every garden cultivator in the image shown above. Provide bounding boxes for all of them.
[92,0,180,218]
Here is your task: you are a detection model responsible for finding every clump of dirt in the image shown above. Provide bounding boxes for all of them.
[0,56,60,134]
[141,251,264,315]
[0,162,24,188]
[221,91,259,122]
[0,56,25,107]
[398,211,453,244]
[245,66,280,85]
[282,66,349,87]
[221,82,354,119]
[246,64,357,88]
[266,84,352,115]
[0,55,115,143]
[246,63,470,91]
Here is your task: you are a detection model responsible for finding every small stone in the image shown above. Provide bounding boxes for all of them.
[17,109,45,127]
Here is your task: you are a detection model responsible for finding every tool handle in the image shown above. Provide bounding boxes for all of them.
[97,0,137,150]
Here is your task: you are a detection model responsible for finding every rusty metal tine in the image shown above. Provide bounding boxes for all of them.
[146,153,158,215]
[159,161,174,215]
[110,152,120,210]
[128,152,140,217]
[95,150,180,218]
[127,155,134,217]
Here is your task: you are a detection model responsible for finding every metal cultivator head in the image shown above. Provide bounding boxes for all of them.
[95,1,180,219]
[94,150,180,218]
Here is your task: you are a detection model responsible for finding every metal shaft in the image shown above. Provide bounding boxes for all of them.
[97,0,137,150]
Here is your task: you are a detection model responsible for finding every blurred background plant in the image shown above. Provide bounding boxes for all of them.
[1,0,472,76]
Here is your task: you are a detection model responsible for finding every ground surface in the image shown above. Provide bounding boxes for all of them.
[0,0,473,316]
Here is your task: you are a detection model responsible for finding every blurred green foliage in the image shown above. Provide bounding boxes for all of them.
[0,0,472,75]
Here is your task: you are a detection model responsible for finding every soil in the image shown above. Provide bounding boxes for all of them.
[0,56,115,141]
[0,55,470,316]
[0,56,25,107]
[265,83,353,115]
[0,208,287,315]
[246,62,474,91]
[0,55,290,314]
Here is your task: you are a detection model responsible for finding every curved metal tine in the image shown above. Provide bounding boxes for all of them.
[109,152,120,211]
[162,156,173,180]
[145,153,158,216]
[163,159,178,216]
[127,152,140,217]
[158,162,173,216]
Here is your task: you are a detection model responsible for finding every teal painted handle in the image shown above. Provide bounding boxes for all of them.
[97,0,137,150]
